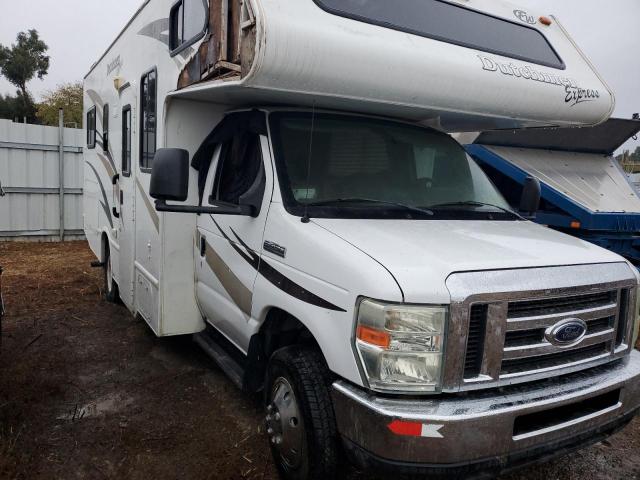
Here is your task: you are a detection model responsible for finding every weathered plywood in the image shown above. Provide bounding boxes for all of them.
[178,0,255,89]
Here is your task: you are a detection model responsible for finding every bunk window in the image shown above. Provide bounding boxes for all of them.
[86,106,96,149]
[314,0,564,69]
[122,105,131,176]
[169,0,208,55]
[140,68,157,172]
[102,104,109,153]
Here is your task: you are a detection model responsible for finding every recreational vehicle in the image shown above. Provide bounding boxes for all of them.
[83,0,640,478]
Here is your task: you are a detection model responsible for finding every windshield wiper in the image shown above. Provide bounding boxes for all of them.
[427,201,523,219]
[304,197,434,217]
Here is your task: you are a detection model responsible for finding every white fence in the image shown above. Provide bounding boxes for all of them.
[0,118,84,241]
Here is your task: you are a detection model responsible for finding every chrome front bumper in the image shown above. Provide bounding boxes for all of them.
[332,351,640,475]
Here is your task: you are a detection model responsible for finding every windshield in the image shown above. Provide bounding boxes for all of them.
[269,112,514,220]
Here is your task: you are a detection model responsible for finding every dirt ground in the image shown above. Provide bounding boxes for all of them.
[0,241,639,480]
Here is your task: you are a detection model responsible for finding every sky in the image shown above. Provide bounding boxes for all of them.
[0,0,638,151]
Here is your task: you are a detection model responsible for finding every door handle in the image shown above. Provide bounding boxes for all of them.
[111,173,120,185]
[112,206,120,219]
[200,235,206,257]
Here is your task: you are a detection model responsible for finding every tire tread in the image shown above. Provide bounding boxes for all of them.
[268,345,339,480]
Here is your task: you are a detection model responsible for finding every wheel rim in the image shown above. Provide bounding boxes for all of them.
[266,376,304,470]
[106,254,113,293]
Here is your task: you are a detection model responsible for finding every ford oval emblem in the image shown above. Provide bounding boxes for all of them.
[545,319,587,346]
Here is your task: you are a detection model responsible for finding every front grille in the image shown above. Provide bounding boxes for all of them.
[501,342,610,375]
[464,305,487,379]
[500,289,621,378]
[462,287,633,385]
[504,316,615,348]
[447,264,636,392]
[507,291,616,318]
[616,288,629,346]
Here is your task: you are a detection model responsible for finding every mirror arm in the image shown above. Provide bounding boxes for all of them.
[154,199,254,216]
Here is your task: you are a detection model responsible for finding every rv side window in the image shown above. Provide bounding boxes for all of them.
[211,132,263,205]
[86,106,96,149]
[314,0,564,69]
[140,68,157,172]
[122,105,131,176]
[102,104,109,153]
[169,0,208,55]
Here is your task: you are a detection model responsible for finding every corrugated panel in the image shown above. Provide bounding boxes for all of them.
[486,146,640,214]
[0,119,84,239]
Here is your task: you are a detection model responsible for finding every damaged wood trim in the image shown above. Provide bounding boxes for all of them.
[216,61,241,72]
[177,0,257,90]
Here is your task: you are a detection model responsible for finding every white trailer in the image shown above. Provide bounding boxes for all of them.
[84,1,640,478]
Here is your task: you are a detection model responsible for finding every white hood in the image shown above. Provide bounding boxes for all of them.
[312,219,623,303]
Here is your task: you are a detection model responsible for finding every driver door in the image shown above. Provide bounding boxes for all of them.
[195,131,273,351]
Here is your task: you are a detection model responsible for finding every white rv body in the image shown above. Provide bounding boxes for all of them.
[83,0,640,476]
[83,0,203,336]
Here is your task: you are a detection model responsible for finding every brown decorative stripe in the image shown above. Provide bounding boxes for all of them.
[210,218,346,313]
[204,239,253,317]
[97,152,115,179]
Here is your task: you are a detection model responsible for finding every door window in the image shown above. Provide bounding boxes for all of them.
[140,68,157,172]
[102,104,109,153]
[211,132,263,205]
[122,105,132,176]
[86,106,96,149]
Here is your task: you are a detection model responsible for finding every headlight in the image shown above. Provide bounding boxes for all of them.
[355,299,447,393]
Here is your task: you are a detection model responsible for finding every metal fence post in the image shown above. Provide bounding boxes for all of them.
[58,108,65,241]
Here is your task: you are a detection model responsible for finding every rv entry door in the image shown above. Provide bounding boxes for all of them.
[115,89,136,310]
[196,133,273,350]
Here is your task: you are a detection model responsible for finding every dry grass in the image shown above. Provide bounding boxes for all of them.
[0,241,101,317]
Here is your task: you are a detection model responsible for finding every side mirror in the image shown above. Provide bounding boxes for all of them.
[150,148,257,217]
[150,148,190,202]
[519,176,541,218]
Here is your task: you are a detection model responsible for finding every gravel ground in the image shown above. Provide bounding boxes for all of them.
[0,240,639,480]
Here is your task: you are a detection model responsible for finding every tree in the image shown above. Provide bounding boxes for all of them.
[36,82,83,127]
[0,91,37,122]
[0,30,49,114]
[617,147,640,174]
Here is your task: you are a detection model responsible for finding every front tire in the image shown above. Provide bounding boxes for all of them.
[103,244,119,303]
[265,346,339,480]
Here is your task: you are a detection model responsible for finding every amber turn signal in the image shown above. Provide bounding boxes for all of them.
[356,325,391,348]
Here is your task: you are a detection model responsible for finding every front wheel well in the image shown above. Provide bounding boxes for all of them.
[244,308,326,392]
